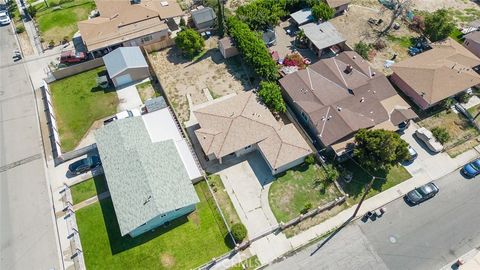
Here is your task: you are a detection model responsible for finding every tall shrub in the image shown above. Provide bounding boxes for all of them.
[227,17,279,81]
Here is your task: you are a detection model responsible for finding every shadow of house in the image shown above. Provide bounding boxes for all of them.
[98,197,189,255]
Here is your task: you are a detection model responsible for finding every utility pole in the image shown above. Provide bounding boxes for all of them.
[352,176,376,218]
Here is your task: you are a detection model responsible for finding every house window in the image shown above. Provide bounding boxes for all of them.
[301,111,309,122]
[141,35,153,43]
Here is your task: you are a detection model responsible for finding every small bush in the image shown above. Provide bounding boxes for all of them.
[305,154,315,165]
[442,97,455,111]
[354,41,371,60]
[49,40,55,47]
[27,5,37,18]
[179,17,186,27]
[324,164,340,183]
[432,127,450,144]
[15,25,25,34]
[300,203,312,214]
[456,92,471,104]
[231,223,247,243]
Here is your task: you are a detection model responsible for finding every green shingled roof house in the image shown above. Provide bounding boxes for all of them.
[95,116,199,237]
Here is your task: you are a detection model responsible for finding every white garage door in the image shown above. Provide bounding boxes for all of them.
[115,74,132,87]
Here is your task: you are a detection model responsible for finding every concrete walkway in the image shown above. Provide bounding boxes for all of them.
[73,191,110,211]
[116,84,143,111]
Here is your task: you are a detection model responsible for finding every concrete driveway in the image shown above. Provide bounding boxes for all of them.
[213,152,292,264]
[116,84,142,111]
[400,122,479,181]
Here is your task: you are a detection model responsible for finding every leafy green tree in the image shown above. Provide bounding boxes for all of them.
[431,127,450,144]
[424,9,455,42]
[354,41,371,60]
[231,223,247,242]
[227,17,279,81]
[175,28,204,58]
[216,0,225,37]
[258,81,286,113]
[324,164,340,183]
[179,17,186,27]
[311,2,335,21]
[353,129,410,173]
[236,0,287,31]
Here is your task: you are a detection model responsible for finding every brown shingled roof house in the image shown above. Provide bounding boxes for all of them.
[279,51,416,156]
[194,91,312,175]
[390,37,480,110]
[78,0,183,54]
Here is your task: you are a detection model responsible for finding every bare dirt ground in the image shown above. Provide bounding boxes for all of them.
[331,3,419,74]
[148,37,253,122]
[411,0,478,12]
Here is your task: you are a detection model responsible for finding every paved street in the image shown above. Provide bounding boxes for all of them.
[0,16,61,270]
[268,169,480,270]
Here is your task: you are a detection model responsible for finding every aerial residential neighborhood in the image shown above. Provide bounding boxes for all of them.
[1,0,480,269]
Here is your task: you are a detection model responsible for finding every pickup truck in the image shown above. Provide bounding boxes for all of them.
[103,109,141,125]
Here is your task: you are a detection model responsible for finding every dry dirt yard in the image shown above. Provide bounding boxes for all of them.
[411,0,478,12]
[148,37,253,122]
[331,2,419,73]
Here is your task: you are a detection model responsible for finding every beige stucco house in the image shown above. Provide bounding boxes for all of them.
[193,91,312,175]
[78,0,183,55]
[390,38,480,110]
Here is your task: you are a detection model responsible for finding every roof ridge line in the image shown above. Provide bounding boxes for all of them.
[333,58,349,88]
[318,106,330,137]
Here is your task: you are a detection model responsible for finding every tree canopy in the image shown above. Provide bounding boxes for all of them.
[424,9,455,42]
[353,129,410,173]
[175,28,204,58]
[354,41,371,60]
[258,81,286,113]
[311,2,335,21]
[236,0,287,31]
[227,17,279,81]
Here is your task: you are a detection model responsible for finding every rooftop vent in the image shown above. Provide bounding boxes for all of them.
[337,106,342,111]
[360,97,365,102]
[160,1,169,6]
[345,65,353,74]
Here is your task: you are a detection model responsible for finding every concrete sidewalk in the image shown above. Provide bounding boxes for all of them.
[287,148,480,251]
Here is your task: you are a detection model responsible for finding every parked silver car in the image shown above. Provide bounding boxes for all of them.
[414,127,443,153]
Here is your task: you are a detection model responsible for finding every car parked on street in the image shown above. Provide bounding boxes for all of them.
[404,182,439,205]
[0,10,11,25]
[462,159,480,178]
[414,127,443,153]
[68,155,101,175]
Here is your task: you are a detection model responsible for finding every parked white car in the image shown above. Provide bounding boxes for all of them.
[414,127,444,153]
[103,108,141,125]
[0,11,11,25]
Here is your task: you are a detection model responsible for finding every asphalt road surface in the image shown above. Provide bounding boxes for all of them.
[268,169,480,270]
[0,11,60,270]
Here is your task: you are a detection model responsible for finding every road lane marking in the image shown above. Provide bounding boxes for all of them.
[0,153,42,173]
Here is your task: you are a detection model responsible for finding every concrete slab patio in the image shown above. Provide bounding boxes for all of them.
[116,84,143,111]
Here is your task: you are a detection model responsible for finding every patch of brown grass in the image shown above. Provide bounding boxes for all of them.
[160,253,176,269]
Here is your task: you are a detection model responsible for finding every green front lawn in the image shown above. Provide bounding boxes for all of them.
[34,0,95,44]
[76,182,232,269]
[70,175,108,204]
[50,67,119,151]
[338,160,412,205]
[208,174,241,226]
[269,164,342,223]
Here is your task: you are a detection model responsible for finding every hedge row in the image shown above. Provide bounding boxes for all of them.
[226,17,279,81]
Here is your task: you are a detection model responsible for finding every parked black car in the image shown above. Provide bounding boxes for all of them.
[68,156,101,175]
[404,182,439,205]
